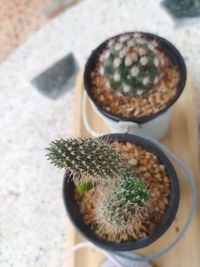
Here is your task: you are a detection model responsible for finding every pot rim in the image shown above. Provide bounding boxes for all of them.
[63,133,180,251]
[84,31,187,124]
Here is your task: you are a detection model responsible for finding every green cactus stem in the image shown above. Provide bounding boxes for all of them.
[99,33,164,98]
[46,138,133,184]
[99,177,149,226]
[76,181,95,194]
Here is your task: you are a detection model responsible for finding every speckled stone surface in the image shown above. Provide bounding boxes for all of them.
[0,0,50,62]
[0,0,200,266]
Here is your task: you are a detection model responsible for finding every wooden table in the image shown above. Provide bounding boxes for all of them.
[65,73,200,267]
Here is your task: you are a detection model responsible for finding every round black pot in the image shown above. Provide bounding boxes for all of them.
[63,133,180,251]
[84,32,187,124]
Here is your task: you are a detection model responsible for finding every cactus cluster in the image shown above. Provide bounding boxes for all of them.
[46,137,150,233]
[99,33,164,98]
[46,137,133,184]
[98,177,149,226]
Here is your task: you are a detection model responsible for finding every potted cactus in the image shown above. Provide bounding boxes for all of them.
[84,32,186,139]
[46,134,179,251]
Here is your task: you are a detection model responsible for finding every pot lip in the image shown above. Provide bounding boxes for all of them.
[63,133,180,251]
[84,31,187,124]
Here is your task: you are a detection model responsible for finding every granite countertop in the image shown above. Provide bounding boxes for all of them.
[0,0,200,266]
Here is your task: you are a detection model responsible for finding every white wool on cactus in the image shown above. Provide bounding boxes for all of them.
[119,34,130,43]
[113,58,121,68]
[122,84,131,93]
[137,89,144,96]
[148,43,156,51]
[113,73,121,82]
[119,49,127,58]
[127,39,135,47]
[138,47,146,56]
[140,56,149,66]
[143,76,150,86]
[125,56,133,66]
[115,43,123,51]
[131,66,140,77]
[154,57,160,67]
[136,38,146,45]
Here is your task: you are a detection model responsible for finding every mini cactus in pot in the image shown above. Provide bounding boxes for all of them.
[46,134,179,251]
[84,32,186,139]
[47,134,179,251]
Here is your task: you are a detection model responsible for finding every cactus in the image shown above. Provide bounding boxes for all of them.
[76,181,95,194]
[47,137,150,239]
[46,137,133,184]
[98,177,149,226]
[99,33,163,98]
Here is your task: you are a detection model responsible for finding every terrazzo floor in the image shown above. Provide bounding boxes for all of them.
[0,0,82,62]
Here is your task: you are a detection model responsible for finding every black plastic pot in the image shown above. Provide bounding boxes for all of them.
[63,133,180,251]
[84,32,187,124]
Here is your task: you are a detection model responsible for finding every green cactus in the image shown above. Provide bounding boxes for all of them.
[76,181,95,194]
[99,177,149,226]
[46,137,133,184]
[99,33,163,98]
[47,137,150,233]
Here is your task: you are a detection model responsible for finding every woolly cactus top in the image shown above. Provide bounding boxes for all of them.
[99,33,164,98]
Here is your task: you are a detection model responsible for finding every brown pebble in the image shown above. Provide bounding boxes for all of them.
[128,158,138,166]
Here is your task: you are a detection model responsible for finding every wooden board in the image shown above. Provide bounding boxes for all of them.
[65,73,200,267]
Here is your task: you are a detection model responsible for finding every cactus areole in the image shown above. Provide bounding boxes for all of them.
[84,32,186,123]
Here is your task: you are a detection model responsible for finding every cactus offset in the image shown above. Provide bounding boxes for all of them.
[76,181,95,194]
[100,33,163,98]
[98,177,149,226]
[46,138,133,184]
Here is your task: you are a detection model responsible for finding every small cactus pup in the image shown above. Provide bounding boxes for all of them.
[46,137,135,188]
[99,33,164,98]
[99,177,149,225]
[91,177,150,241]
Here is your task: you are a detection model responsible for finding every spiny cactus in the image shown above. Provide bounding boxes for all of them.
[98,177,149,226]
[99,33,164,98]
[46,137,133,184]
